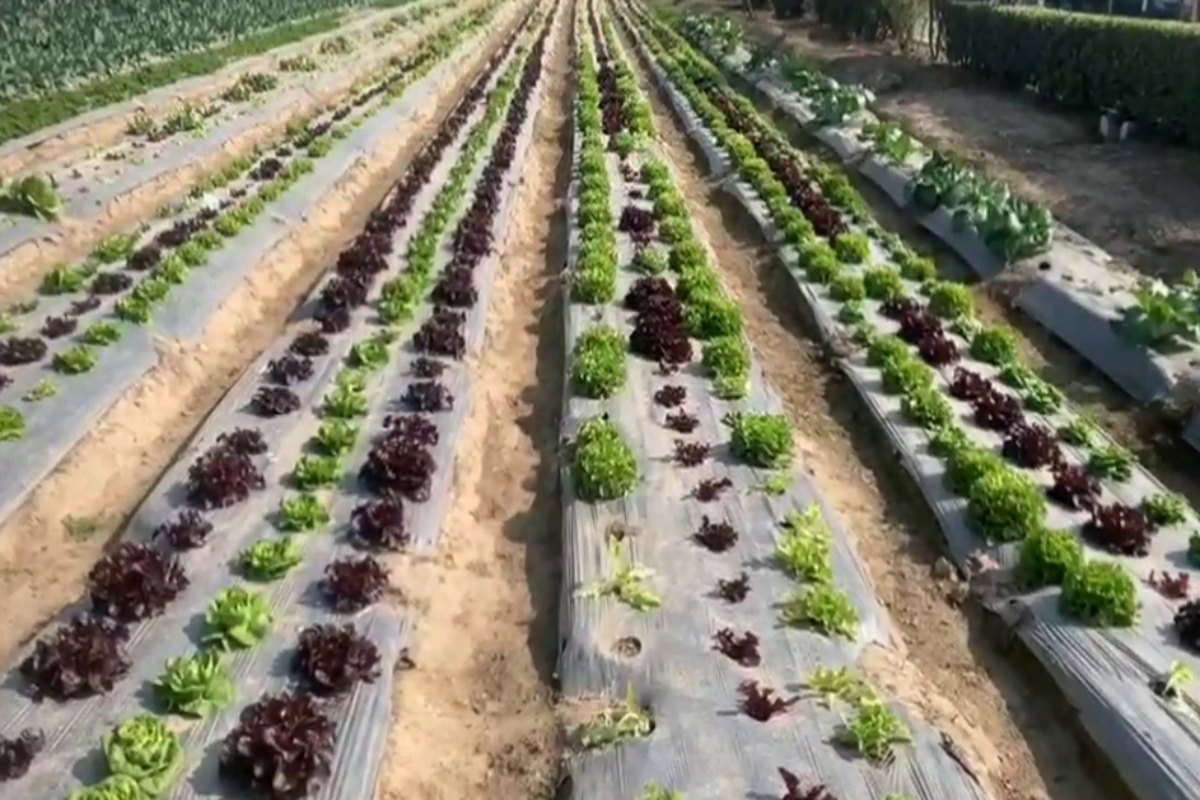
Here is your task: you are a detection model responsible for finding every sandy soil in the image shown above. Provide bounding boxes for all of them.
[0,10,526,666]
[374,4,571,797]
[678,0,1200,286]
[0,7,475,307]
[615,11,1137,800]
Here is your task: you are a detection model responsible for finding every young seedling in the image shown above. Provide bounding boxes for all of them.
[63,515,101,542]
[802,666,872,708]
[578,683,654,749]
[836,697,911,763]
[779,584,859,640]
[578,536,661,612]
[775,505,833,584]
[1151,660,1194,702]
[756,472,790,496]
[23,379,57,402]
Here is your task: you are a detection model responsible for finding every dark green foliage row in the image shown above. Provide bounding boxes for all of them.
[942,2,1200,145]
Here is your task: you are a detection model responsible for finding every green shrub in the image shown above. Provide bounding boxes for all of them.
[942,3,1200,148]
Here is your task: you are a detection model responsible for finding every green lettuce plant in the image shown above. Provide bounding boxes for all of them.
[153,651,234,718]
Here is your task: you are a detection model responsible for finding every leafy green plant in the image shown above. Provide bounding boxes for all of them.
[838,300,866,324]
[1086,445,1134,482]
[579,537,661,611]
[802,666,871,708]
[203,587,273,650]
[1021,379,1063,414]
[775,505,833,583]
[896,251,936,282]
[278,493,329,532]
[966,467,1045,542]
[639,786,684,800]
[322,380,368,418]
[900,385,953,429]
[1060,560,1139,627]
[831,233,870,264]
[779,584,859,640]
[152,651,234,718]
[1017,527,1084,587]
[103,715,184,797]
[944,444,1005,496]
[836,698,911,762]
[881,357,932,395]
[1143,492,1187,528]
[571,325,627,398]
[701,335,750,381]
[313,419,358,456]
[829,274,866,302]
[82,321,123,346]
[68,775,142,800]
[862,267,905,301]
[724,412,793,468]
[1059,417,1097,448]
[571,416,638,501]
[292,455,341,489]
[0,405,27,440]
[0,174,62,220]
[41,264,86,295]
[968,326,1018,365]
[23,378,57,401]
[92,233,139,263]
[927,282,974,320]
[578,683,654,749]
[756,472,790,496]
[239,537,303,580]
[52,344,98,374]
[350,336,391,371]
[115,295,153,324]
[684,294,742,339]
[633,247,669,274]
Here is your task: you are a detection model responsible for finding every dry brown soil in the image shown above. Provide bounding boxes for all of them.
[0,6,527,666]
[615,9,1137,800]
[0,7,476,307]
[375,3,572,796]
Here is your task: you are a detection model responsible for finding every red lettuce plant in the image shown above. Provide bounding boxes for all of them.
[401,381,453,412]
[320,556,389,612]
[673,440,710,466]
[219,692,336,800]
[267,355,315,386]
[972,389,1024,432]
[153,509,213,549]
[1082,503,1152,557]
[738,680,798,721]
[917,331,959,366]
[290,332,330,357]
[20,616,131,701]
[880,297,920,320]
[712,628,761,665]
[949,369,992,402]
[1174,600,1200,652]
[1047,464,1100,511]
[0,336,47,366]
[1149,571,1190,600]
[349,496,410,551]
[87,542,188,622]
[411,357,446,378]
[0,729,45,781]
[654,385,686,407]
[187,446,265,508]
[778,769,840,800]
[294,624,382,695]
[693,477,734,502]
[693,516,737,552]
[716,573,751,602]
[1001,423,1062,469]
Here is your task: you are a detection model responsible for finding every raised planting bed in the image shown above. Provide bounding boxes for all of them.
[622,8,1200,800]
[554,9,993,800]
[0,1,466,268]
[669,12,1200,454]
[0,7,556,799]
[0,5,516,535]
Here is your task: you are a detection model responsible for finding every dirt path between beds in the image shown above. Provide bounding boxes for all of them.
[615,9,1137,800]
[374,3,572,798]
[0,11,527,667]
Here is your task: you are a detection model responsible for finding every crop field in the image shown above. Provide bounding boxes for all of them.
[1,1,1199,800]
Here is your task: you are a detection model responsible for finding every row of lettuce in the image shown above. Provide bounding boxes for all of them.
[0,3,441,223]
[561,8,920,798]
[0,8,548,799]
[622,2,1200,649]
[0,7,500,452]
[680,13,1200,358]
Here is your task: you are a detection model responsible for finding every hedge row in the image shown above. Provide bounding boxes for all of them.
[942,2,1200,145]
